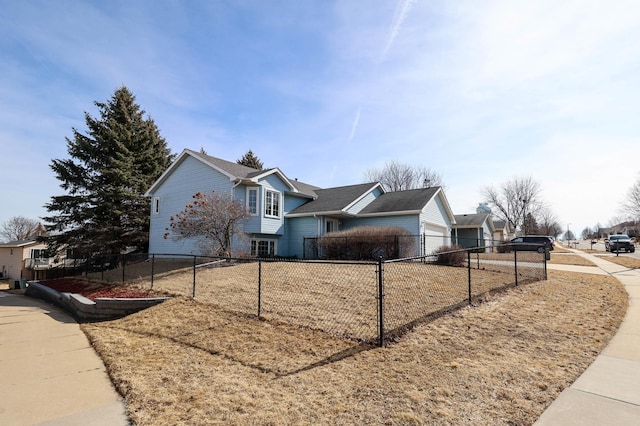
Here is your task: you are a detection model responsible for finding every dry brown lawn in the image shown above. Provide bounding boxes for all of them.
[593,255,640,269]
[547,254,597,267]
[99,258,544,342]
[82,269,627,425]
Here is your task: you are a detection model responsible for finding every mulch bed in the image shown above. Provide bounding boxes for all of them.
[40,278,157,300]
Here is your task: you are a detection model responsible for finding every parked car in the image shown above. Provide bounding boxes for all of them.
[605,234,635,253]
[510,236,555,253]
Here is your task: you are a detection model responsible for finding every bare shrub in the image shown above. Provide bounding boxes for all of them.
[318,226,415,260]
[434,245,466,266]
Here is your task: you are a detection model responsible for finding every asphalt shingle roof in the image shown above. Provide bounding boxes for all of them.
[493,220,507,230]
[0,239,38,247]
[191,150,261,179]
[288,183,380,215]
[358,187,440,214]
[190,150,319,198]
[453,213,490,227]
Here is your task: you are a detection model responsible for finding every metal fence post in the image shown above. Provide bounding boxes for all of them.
[192,255,197,298]
[543,250,548,280]
[151,254,155,289]
[467,250,472,304]
[377,256,384,347]
[514,250,518,286]
[258,260,262,317]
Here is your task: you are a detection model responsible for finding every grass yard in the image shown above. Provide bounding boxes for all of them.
[124,259,544,342]
[82,269,626,425]
[547,253,597,267]
[593,255,640,269]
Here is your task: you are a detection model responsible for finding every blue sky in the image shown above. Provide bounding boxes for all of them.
[2,0,640,237]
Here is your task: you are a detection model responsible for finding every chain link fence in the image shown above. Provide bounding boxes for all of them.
[45,245,547,345]
[303,234,522,260]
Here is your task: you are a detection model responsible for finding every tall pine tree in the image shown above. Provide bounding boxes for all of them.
[237,150,263,170]
[44,87,174,256]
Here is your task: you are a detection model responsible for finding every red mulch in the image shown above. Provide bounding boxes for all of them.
[40,278,157,301]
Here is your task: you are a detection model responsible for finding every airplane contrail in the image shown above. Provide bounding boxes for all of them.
[347,107,361,143]
[380,0,417,62]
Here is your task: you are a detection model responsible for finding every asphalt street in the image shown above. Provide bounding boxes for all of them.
[568,240,640,259]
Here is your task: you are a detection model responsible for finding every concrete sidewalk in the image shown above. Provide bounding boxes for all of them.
[536,250,640,425]
[0,291,128,425]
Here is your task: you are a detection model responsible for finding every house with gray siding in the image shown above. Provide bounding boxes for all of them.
[451,213,495,250]
[492,220,512,242]
[145,149,457,258]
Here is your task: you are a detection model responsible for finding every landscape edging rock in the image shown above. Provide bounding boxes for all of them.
[25,281,169,321]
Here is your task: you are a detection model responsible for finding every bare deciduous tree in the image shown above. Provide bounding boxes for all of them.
[537,208,562,237]
[623,175,640,220]
[364,160,443,191]
[581,227,593,240]
[0,216,41,243]
[482,176,543,235]
[164,191,249,256]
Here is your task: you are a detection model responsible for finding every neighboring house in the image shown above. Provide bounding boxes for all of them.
[0,239,50,283]
[598,227,613,239]
[492,220,512,242]
[610,221,639,238]
[145,149,457,258]
[451,213,495,250]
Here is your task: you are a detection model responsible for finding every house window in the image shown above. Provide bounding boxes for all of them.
[326,219,338,233]
[31,249,47,259]
[10,248,13,256]
[264,190,280,218]
[247,188,258,216]
[250,239,276,257]
[153,197,160,214]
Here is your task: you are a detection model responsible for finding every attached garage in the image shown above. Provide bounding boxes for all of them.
[422,222,449,255]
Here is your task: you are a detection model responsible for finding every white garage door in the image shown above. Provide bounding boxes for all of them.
[422,223,448,255]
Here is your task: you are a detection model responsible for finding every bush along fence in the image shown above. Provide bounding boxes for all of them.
[49,244,547,346]
[302,234,527,260]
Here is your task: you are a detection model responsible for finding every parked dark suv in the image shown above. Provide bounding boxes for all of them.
[605,234,635,253]
[510,236,555,253]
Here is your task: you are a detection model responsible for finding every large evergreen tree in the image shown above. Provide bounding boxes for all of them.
[237,150,263,170]
[44,86,174,256]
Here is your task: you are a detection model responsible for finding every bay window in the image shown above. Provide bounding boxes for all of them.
[264,189,280,218]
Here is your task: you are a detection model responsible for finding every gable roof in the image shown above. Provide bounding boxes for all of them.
[492,220,510,232]
[287,182,382,217]
[0,238,41,248]
[452,213,494,231]
[193,149,262,180]
[358,187,455,220]
[145,149,319,198]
